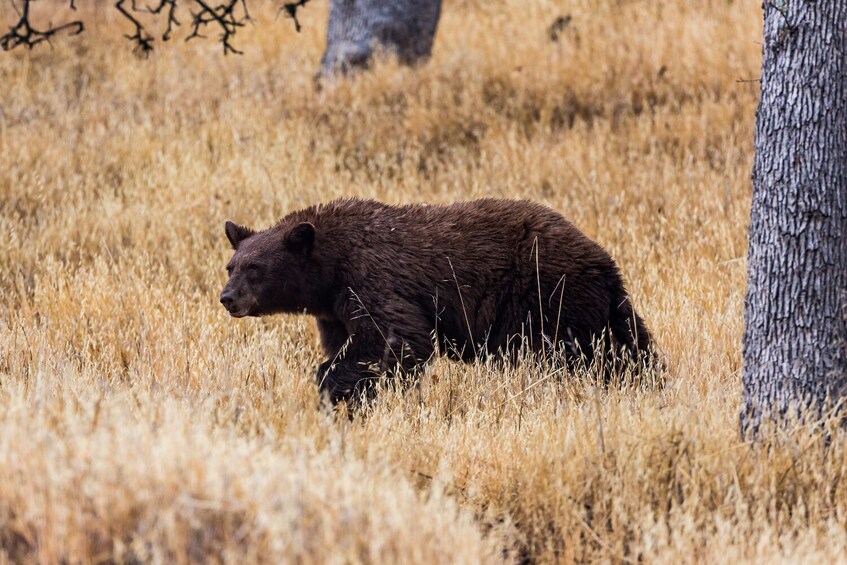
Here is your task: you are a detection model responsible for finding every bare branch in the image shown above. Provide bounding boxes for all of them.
[547,14,571,43]
[3,0,302,54]
[116,0,155,56]
[186,0,250,56]
[147,0,180,41]
[281,0,311,33]
[1,0,84,51]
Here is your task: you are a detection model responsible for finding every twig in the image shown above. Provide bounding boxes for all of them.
[447,257,477,359]
[550,273,567,348]
[1,0,84,51]
[4,0,304,54]
[280,0,310,33]
[147,0,180,40]
[187,0,250,56]
[531,236,546,364]
[116,0,155,55]
[548,14,571,43]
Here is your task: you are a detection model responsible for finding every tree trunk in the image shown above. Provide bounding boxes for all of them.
[319,0,442,77]
[741,1,847,435]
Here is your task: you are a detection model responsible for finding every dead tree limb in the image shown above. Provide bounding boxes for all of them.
[1,0,84,51]
[115,0,155,55]
[1,0,312,54]
[186,0,250,56]
[281,0,311,34]
[147,0,180,41]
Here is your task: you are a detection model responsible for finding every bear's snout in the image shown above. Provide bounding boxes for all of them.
[220,290,235,308]
[220,289,243,316]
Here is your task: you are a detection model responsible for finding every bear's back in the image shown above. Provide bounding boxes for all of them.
[302,197,608,273]
[303,199,614,344]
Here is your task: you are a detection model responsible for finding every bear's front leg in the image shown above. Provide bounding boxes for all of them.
[315,322,433,404]
[316,357,378,404]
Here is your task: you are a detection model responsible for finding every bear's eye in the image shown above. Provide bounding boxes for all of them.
[226,265,233,275]
[245,264,262,280]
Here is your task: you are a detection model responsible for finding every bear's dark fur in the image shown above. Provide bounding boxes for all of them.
[221,198,655,403]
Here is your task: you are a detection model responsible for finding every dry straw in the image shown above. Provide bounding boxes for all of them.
[3,1,845,563]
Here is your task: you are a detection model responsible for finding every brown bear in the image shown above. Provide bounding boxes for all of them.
[220,198,655,403]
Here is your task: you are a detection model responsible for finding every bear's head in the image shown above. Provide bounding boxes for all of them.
[220,220,320,318]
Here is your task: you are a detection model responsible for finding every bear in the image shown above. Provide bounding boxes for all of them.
[220,198,656,403]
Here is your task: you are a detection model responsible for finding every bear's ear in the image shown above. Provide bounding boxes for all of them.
[225,220,255,250]
[285,222,315,256]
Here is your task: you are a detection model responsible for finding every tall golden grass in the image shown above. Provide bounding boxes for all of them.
[3,1,845,563]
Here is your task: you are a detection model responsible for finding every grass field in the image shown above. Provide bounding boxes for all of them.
[3,1,847,563]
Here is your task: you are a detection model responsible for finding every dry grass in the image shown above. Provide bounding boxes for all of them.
[2,0,846,563]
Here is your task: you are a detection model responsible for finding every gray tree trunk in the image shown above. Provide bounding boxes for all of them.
[741,1,847,435]
[319,0,442,77]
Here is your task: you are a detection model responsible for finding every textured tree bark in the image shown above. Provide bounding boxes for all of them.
[319,0,442,77]
[741,1,847,435]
